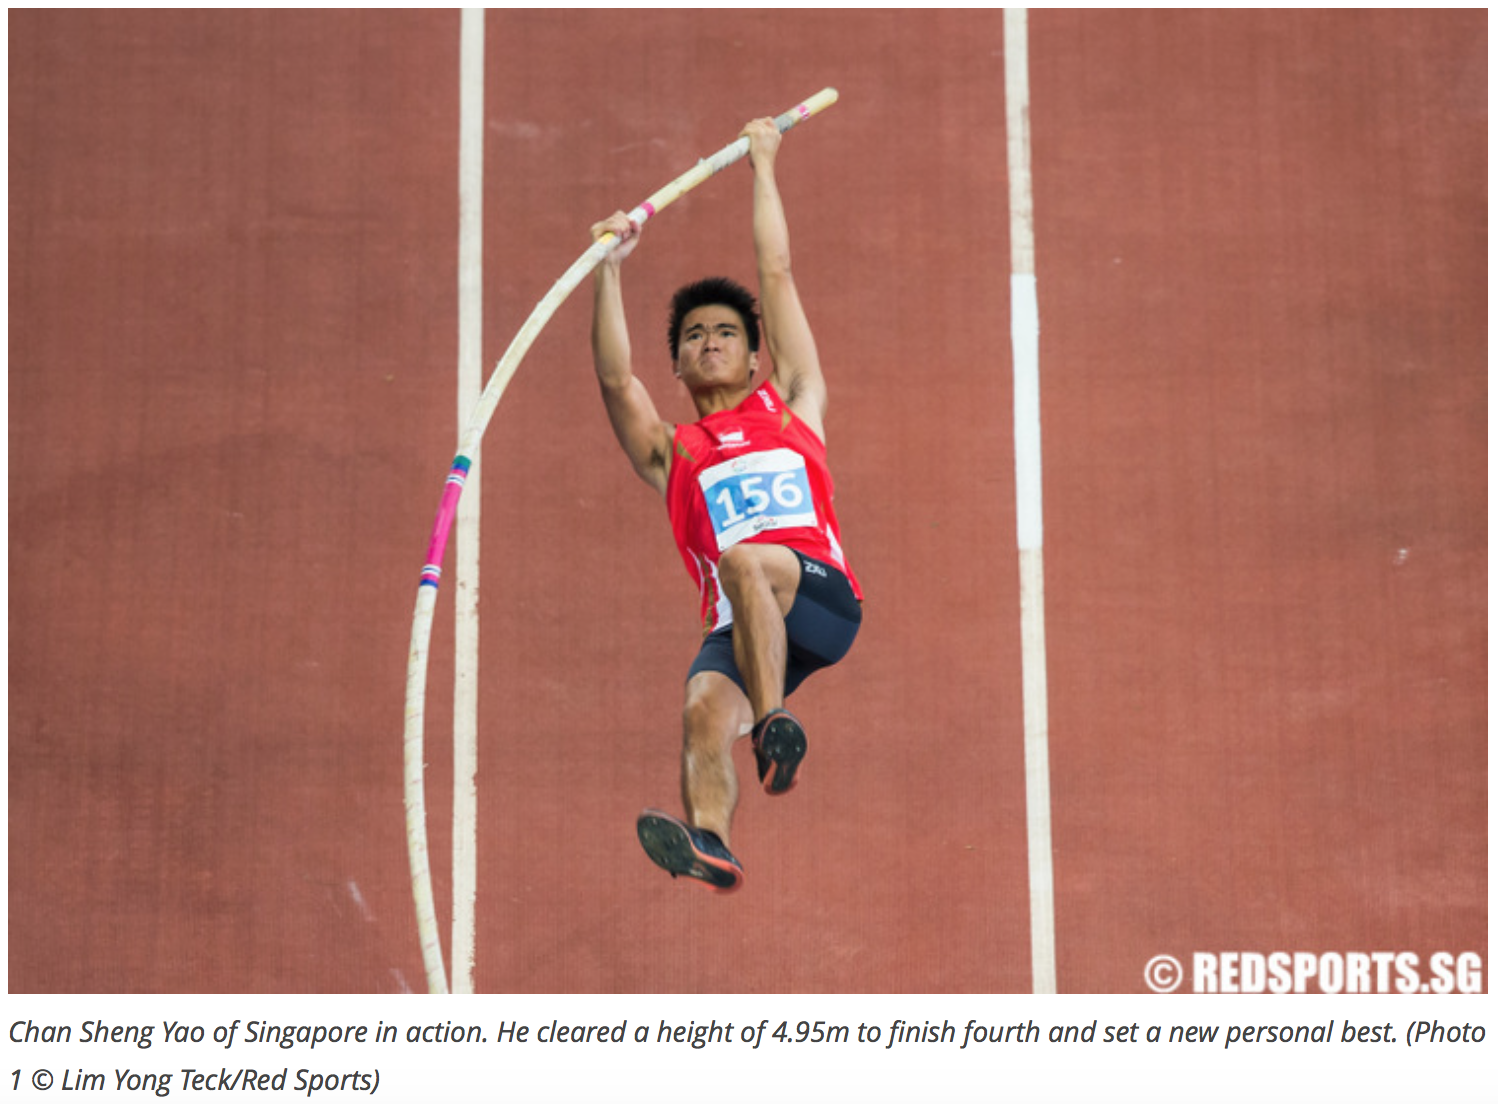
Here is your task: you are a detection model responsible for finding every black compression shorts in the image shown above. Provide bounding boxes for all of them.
[686,550,862,698]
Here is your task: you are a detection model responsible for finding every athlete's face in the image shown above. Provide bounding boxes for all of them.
[675,305,756,388]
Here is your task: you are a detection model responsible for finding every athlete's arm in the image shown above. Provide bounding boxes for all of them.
[590,212,672,496]
[745,119,828,442]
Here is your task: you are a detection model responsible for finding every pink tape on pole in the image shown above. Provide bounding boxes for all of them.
[420,460,470,587]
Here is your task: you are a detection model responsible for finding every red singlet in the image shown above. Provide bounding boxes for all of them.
[666,381,862,634]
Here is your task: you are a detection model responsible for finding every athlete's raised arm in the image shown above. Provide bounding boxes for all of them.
[743,118,827,442]
[590,212,672,495]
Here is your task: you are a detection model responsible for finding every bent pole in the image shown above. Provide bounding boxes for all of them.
[403,89,839,995]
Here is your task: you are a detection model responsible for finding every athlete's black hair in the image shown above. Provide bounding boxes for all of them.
[667,277,761,360]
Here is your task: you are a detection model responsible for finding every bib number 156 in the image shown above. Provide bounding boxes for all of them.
[699,449,817,551]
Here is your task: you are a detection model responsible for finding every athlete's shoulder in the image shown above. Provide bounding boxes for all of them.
[750,380,784,413]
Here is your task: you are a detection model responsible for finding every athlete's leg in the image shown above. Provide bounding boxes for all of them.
[714,543,802,721]
[680,670,754,848]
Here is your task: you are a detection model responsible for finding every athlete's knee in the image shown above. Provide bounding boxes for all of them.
[682,674,749,748]
[717,543,800,606]
[715,544,763,595]
[681,690,715,745]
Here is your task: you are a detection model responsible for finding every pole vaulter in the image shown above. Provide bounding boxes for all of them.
[403,89,840,994]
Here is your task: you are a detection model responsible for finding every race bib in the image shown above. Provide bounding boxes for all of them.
[698,448,817,551]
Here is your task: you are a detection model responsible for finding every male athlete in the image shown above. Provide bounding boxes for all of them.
[589,118,862,893]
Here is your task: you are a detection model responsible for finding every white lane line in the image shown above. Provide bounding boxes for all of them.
[453,5,485,996]
[1004,6,1058,996]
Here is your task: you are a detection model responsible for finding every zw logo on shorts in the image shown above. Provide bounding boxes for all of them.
[802,560,828,578]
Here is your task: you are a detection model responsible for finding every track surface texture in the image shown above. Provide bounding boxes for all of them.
[9,10,1485,993]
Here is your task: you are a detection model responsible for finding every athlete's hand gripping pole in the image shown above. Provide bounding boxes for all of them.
[403,89,839,994]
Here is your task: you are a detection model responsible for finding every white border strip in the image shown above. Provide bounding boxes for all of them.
[1004,7,1058,996]
[452,6,485,996]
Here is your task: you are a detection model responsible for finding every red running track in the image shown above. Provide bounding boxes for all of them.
[8,10,1485,994]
